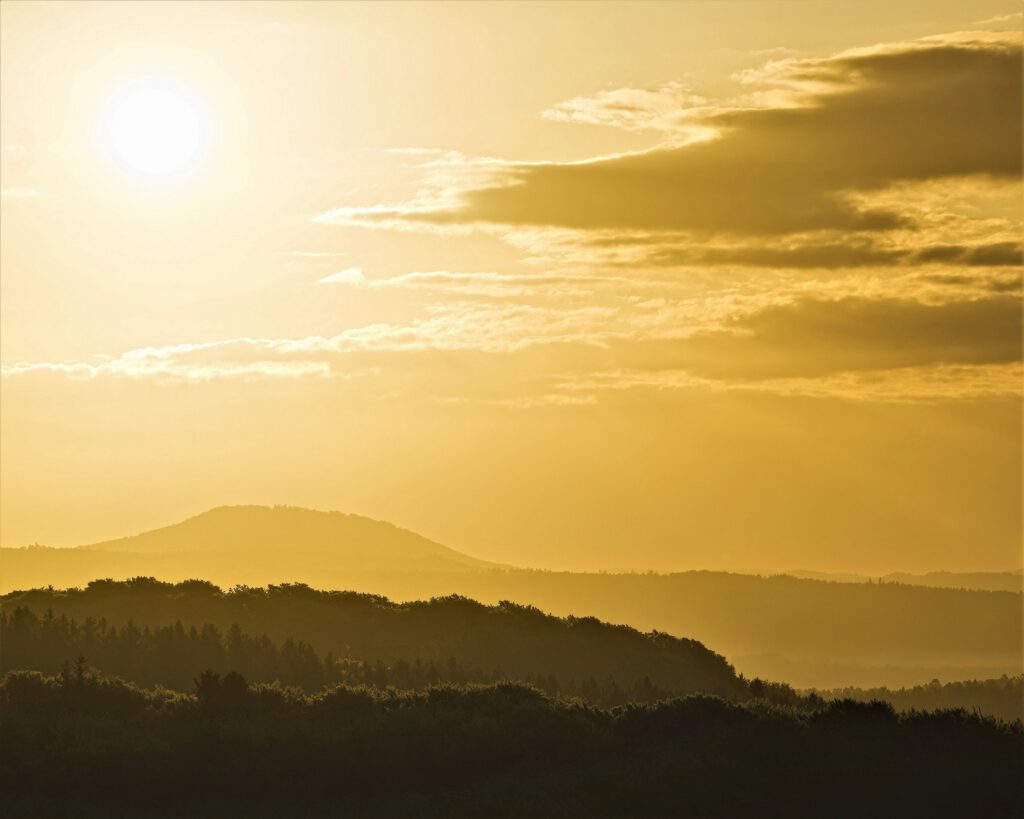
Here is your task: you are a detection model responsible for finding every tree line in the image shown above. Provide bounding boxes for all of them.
[5,581,1019,717]
[810,675,1023,723]
[2,666,1020,818]
[1,577,747,699]
[0,605,689,708]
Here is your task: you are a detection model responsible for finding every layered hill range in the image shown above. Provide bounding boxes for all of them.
[3,505,1021,688]
[785,569,1022,593]
[80,505,492,572]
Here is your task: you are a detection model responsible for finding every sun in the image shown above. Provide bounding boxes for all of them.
[101,79,209,178]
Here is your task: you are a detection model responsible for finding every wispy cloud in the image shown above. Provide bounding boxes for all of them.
[4,288,1019,407]
[321,31,1021,275]
[315,268,652,298]
[973,12,1023,28]
[555,362,1023,403]
[317,267,366,285]
[542,82,713,135]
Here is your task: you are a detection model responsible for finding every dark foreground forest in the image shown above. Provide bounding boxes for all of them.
[4,578,1021,717]
[0,577,750,702]
[2,667,1022,818]
[4,598,1022,718]
[3,579,1022,817]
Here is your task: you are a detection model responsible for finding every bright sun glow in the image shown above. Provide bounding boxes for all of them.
[103,81,207,178]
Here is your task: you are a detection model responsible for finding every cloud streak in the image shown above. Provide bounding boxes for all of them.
[322,31,1021,273]
[615,295,1023,380]
[4,291,1019,405]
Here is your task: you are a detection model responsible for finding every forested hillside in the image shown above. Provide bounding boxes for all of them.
[5,579,1021,719]
[0,608,705,707]
[810,676,1023,723]
[786,570,1023,593]
[4,507,1019,689]
[2,668,1020,818]
[1,578,743,700]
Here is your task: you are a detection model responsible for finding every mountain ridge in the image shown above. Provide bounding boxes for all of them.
[22,505,1021,591]
[784,568,1022,593]
[77,504,496,570]
[3,505,1020,690]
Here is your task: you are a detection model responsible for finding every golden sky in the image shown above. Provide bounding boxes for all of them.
[1,1,1021,572]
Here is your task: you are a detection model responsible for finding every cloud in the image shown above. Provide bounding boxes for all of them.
[4,286,1019,410]
[626,237,906,269]
[458,35,1019,235]
[0,300,624,385]
[914,241,1022,267]
[605,238,1023,270]
[317,267,366,285]
[974,12,1023,28]
[314,268,650,298]
[0,355,335,383]
[542,82,711,135]
[556,362,1023,403]
[921,270,1023,295]
[326,31,1021,272]
[617,295,1022,379]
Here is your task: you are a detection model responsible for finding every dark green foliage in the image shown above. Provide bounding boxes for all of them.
[1,579,745,699]
[1,669,1021,818]
[5,582,1019,717]
[811,675,1024,722]
[5,551,1020,685]
[0,605,694,706]
[3,579,1021,816]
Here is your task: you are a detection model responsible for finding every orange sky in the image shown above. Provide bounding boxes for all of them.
[1,1,1021,572]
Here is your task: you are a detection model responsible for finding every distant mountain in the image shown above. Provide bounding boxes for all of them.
[1,506,496,594]
[784,569,1023,593]
[2,506,1020,690]
[879,570,1023,593]
[80,505,495,570]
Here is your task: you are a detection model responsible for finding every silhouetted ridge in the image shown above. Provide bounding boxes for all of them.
[80,505,494,569]
[783,568,1023,593]
[2,578,743,699]
[2,667,1021,818]
[3,550,1019,689]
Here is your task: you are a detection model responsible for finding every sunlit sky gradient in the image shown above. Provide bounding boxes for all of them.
[1,1,1021,572]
